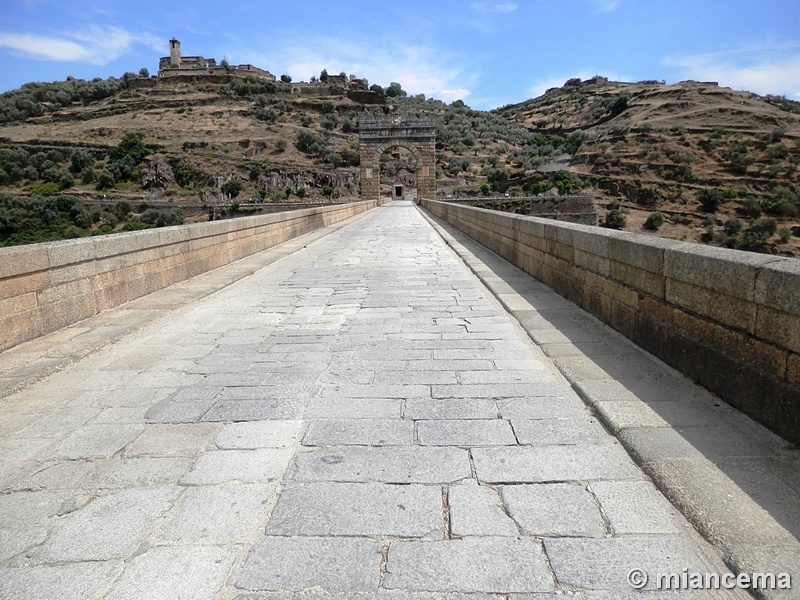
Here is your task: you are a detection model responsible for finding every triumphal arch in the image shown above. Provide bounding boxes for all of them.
[359,116,436,203]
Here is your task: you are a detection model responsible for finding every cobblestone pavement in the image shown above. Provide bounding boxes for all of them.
[0,202,748,599]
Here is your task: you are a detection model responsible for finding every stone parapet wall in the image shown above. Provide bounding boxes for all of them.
[422,199,800,444]
[0,201,380,352]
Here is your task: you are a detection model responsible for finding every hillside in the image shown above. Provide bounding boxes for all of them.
[494,77,800,254]
[0,73,799,255]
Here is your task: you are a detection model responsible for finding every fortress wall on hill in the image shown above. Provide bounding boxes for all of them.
[0,201,380,353]
[422,198,800,444]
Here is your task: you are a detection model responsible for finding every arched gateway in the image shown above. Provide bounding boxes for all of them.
[359,116,436,203]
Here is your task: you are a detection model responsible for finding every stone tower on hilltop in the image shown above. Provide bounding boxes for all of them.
[169,38,181,68]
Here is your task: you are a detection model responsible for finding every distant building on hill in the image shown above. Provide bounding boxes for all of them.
[157,38,276,83]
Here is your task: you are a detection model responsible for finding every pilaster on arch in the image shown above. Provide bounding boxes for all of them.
[359,117,436,204]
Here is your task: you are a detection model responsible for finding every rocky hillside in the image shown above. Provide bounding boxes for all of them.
[494,77,800,255]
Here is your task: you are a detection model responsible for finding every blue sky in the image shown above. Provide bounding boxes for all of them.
[1,0,799,110]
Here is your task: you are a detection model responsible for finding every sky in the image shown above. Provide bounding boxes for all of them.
[1,0,799,111]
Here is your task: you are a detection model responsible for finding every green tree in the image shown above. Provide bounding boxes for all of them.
[70,149,94,173]
[296,187,307,199]
[280,74,292,83]
[221,179,242,199]
[139,67,150,78]
[321,185,334,200]
[110,132,148,165]
[480,182,491,196]
[697,188,723,213]
[385,82,407,98]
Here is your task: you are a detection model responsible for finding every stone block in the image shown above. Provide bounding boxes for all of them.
[609,260,665,298]
[83,457,192,488]
[0,526,49,562]
[34,487,180,562]
[105,546,235,600]
[215,420,303,449]
[181,448,294,484]
[589,480,679,534]
[473,445,642,483]
[235,536,381,593]
[266,481,442,537]
[156,483,276,544]
[384,538,554,593]
[45,238,96,268]
[667,278,757,332]
[0,490,76,527]
[0,245,50,279]
[303,419,413,446]
[293,446,470,483]
[417,419,517,446]
[0,562,121,600]
[404,398,498,420]
[511,417,611,445]
[754,258,800,315]
[48,424,144,459]
[608,233,672,273]
[0,271,48,301]
[497,396,588,420]
[756,305,800,355]
[501,483,605,536]
[545,536,707,591]
[448,480,519,537]
[665,243,777,300]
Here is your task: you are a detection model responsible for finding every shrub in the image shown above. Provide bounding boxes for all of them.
[221,179,242,199]
[697,188,723,212]
[723,218,743,235]
[605,209,627,229]
[644,212,665,230]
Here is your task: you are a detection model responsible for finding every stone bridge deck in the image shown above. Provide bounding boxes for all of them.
[0,201,797,599]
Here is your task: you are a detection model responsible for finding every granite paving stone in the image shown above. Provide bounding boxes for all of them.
[417,419,518,446]
[292,446,471,483]
[511,417,612,446]
[104,545,236,600]
[473,445,643,483]
[265,482,443,537]
[303,418,414,446]
[0,562,123,600]
[46,423,144,459]
[448,480,519,537]
[156,483,277,544]
[404,398,499,420]
[589,480,680,534]
[34,487,180,562]
[235,536,382,593]
[384,537,554,593]
[500,483,606,537]
[181,448,294,484]
[544,536,708,591]
[214,420,303,449]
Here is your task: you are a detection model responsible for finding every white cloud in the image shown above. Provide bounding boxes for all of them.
[0,25,161,65]
[588,0,621,11]
[664,43,800,100]
[470,2,519,13]
[236,37,475,103]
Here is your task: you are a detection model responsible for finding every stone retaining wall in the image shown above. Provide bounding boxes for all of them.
[0,201,380,352]
[422,199,800,443]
